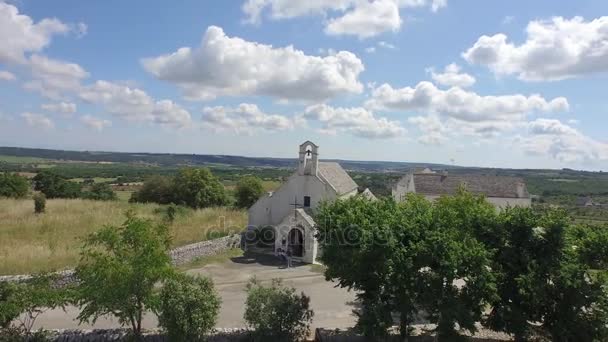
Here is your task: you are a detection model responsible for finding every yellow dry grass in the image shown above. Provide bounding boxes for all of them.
[0,198,247,275]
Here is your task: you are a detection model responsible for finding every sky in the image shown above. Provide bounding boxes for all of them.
[1,0,608,170]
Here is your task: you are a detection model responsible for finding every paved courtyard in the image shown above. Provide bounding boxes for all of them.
[33,253,358,330]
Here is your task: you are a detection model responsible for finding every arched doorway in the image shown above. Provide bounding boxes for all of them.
[288,228,304,257]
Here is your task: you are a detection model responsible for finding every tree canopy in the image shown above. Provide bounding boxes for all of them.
[0,172,29,198]
[172,168,228,209]
[235,176,264,208]
[316,191,608,341]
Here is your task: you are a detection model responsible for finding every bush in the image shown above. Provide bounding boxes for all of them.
[235,176,264,208]
[32,171,81,199]
[129,175,174,204]
[81,183,117,201]
[172,168,229,209]
[0,274,70,337]
[33,194,46,214]
[158,274,221,341]
[244,278,314,342]
[75,214,174,339]
[0,172,29,198]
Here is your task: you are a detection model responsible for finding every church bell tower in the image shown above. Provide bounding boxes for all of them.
[298,141,319,176]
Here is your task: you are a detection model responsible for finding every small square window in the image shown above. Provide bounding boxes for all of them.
[303,196,311,207]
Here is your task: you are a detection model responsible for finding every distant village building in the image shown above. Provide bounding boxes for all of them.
[248,141,371,264]
[392,170,531,209]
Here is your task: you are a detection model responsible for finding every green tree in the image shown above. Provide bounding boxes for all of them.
[418,192,498,341]
[485,207,608,341]
[82,183,117,201]
[129,175,174,204]
[316,196,429,339]
[158,274,221,341]
[316,192,498,341]
[75,214,173,340]
[32,171,81,199]
[0,274,70,337]
[244,278,314,342]
[0,173,29,198]
[172,168,228,209]
[235,176,264,208]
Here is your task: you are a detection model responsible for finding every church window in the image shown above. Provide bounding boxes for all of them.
[303,196,311,207]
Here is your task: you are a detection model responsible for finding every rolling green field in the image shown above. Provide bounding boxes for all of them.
[0,198,247,275]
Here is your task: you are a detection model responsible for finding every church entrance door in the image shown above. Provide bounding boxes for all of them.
[288,228,304,257]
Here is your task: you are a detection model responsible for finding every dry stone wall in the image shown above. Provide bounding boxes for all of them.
[0,234,242,285]
[47,328,250,342]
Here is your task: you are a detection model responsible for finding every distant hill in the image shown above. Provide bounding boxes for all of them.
[0,146,456,172]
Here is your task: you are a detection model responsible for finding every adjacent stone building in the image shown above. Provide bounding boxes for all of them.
[248,141,365,263]
[392,170,531,209]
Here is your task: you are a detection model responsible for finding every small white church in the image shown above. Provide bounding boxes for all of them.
[247,141,372,264]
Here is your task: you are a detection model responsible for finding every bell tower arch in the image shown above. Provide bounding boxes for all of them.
[298,141,319,176]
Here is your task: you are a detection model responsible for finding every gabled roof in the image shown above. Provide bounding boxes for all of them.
[413,173,529,199]
[318,162,359,195]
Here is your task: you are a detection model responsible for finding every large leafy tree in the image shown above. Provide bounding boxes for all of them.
[485,207,608,341]
[82,183,117,201]
[32,171,81,199]
[418,192,498,340]
[235,175,264,208]
[316,192,498,341]
[172,168,228,208]
[75,214,173,340]
[0,172,29,198]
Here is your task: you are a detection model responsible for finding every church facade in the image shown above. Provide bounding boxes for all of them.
[247,141,363,264]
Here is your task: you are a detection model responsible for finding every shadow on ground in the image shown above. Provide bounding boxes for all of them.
[231,251,307,269]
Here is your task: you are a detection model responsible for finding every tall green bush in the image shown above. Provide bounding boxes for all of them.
[129,175,174,204]
[33,194,46,214]
[235,176,264,208]
[0,172,29,198]
[158,274,221,341]
[172,168,228,209]
[81,183,116,201]
[244,278,314,342]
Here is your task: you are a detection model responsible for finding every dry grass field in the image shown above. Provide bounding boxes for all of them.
[0,198,247,275]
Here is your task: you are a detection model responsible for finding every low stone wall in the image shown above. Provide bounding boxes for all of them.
[46,328,250,342]
[314,328,513,341]
[0,234,243,285]
[170,234,241,266]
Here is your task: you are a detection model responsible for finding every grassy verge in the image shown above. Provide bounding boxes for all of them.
[177,248,244,271]
[0,198,247,275]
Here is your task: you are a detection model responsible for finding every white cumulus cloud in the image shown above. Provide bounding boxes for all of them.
[520,119,608,162]
[141,26,364,102]
[202,103,293,134]
[23,54,89,99]
[463,16,608,81]
[41,102,77,115]
[0,70,16,81]
[20,112,54,129]
[79,80,191,127]
[242,0,445,38]
[429,63,476,88]
[0,2,70,64]
[80,115,111,131]
[302,104,405,139]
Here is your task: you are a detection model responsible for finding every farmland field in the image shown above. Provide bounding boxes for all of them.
[0,198,247,275]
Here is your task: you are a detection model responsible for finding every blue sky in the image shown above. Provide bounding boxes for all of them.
[1,0,607,170]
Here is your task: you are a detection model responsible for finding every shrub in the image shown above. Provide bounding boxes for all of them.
[158,274,221,341]
[235,176,264,208]
[244,278,314,342]
[129,175,174,204]
[172,168,229,209]
[32,171,81,199]
[0,172,29,198]
[33,194,46,214]
[75,214,174,339]
[0,274,70,337]
[81,183,117,201]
